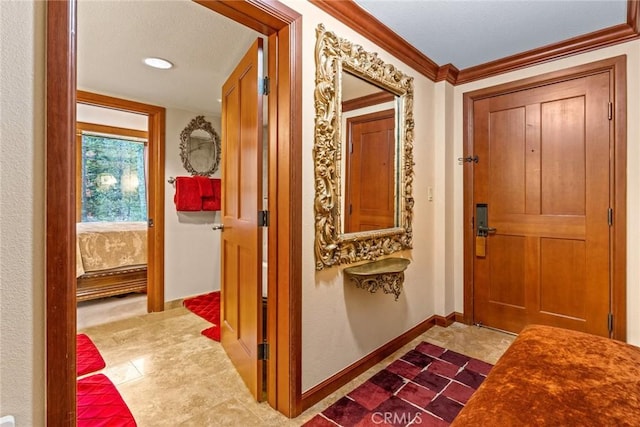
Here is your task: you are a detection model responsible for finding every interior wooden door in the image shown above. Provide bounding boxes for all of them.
[220,38,264,400]
[472,72,611,337]
[345,109,396,232]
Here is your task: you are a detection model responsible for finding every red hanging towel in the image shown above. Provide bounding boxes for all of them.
[194,175,213,198]
[199,177,221,211]
[174,177,201,211]
[193,176,221,211]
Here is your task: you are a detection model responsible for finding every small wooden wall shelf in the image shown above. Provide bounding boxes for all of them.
[344,257,410,300]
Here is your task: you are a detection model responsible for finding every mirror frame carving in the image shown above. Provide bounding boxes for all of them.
[314,24,415,270]
[179,115,221,176]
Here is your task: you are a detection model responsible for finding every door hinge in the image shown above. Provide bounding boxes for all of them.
[608,313,614,333]
[258,210,269,227]
[261,76,270,96]
[608,208,613,226]
[258,342,269,360]
[608,102,613,120]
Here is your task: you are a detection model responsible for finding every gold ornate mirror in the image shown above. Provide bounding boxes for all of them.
[314,24,415,270]
[179,115,221,176]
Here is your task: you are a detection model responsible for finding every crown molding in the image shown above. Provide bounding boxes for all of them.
[312,0,640,86]
[309,0,439,81]
[629,0,639,33]
[456,22,639,85]
[436,63,460,84]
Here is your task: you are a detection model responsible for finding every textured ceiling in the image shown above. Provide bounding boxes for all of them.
[78,0,629,115]
[77,0,260,116]
[354,0,628,69]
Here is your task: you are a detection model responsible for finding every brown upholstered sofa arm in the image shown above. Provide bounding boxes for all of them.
[452,325,640,426]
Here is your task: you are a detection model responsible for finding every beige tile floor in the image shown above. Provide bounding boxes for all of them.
[77,293,148,330]
[78,297,515,426]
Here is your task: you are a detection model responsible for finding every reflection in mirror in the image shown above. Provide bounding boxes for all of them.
[314,24,414,270]
[179,115,221,176]
[342,72,398,234]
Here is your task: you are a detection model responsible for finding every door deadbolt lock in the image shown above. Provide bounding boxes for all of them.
[476,203,496,237]
[475,203,496,257]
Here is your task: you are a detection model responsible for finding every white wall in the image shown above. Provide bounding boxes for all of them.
[278,0,438,392]
[433,81,457,316]
[164,109,221,301]
[0,1,45,424]
[450,40,640,345]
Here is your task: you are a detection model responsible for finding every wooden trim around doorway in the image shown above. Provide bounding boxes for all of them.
[46,2,77,424]
[195,1,303,417]
[462,56,627,341]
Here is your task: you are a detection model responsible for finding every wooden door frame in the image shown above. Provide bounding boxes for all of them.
[46,1,302,424]
[76,90,166,313]
[462,56,627,341]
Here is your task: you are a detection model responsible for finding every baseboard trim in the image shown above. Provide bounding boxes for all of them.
[164,298,184,310]
[434,312,457,327]
[301,312,458,411]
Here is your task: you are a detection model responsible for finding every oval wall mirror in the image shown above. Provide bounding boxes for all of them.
[179,115,221,176]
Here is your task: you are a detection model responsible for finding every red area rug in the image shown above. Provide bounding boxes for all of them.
[304,342,492,427]
[183,291,220,342]
[77,374,137,426]
[77,333,106,377]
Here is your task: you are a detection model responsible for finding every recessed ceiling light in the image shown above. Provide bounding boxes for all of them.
[143,57,173,70]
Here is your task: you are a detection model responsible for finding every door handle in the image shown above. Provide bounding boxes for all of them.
[212,224,224,231]
[478,225,496,234]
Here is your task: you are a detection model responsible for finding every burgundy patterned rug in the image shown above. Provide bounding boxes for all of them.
[304,342,492,427]
[183,291,220,342]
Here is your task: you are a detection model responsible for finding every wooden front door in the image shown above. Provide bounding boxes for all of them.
[220,38,264,400]
[471,72,612,337]
[345,109,396,233]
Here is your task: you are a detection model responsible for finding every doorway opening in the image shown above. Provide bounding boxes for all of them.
[46,0,302,423]
[75,91,166,329]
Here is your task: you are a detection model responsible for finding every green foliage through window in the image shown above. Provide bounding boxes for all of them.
[81,134,147,222]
